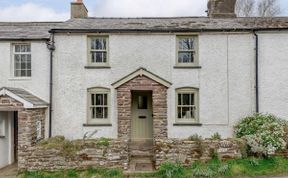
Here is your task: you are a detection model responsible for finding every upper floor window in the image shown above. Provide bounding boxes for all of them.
[176,87,199,123]
[13,44,31,77]
[88,36,109,66]
[87,87,110,124]
[176,36,198,66]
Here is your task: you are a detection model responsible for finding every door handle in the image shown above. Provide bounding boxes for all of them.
[139,116,147,119]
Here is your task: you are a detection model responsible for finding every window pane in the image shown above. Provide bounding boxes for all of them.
[21,70,26,76]
[178,94,182,105]
[191,94,194,105]
[91,38,106,50]
[96,94,104,105]
[177,107,182,119]
[138,95,148,109]
[91,94,95,105]
[179,38,194,50]
[96,107,104,118]
[27,70,31,77]
[182,94,190,105]
[182,107,193,119]
[91,52,107,63]
[15,45,21,52]
[15,70,21,77]
[178,52,194,63]
[104,107,108,118]
[104,94,107,105]
[92,107,96,118]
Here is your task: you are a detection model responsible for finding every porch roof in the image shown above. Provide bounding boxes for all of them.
[112,68,172,88]
[0,87,48,109]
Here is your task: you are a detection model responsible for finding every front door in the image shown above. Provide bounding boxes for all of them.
[131,91,153,140]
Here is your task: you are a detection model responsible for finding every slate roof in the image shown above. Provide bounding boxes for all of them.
[1,17,288,40]
[0,87,48,107]
[0,22,62,40]
[51,17,288,32]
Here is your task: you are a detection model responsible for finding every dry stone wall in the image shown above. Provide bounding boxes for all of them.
[18,139,129,171]
[155,139,243,168]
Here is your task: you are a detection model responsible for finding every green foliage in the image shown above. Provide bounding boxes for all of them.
[211,132,221,140]
[234,113,287,156]
[96,137,110,146]
[20,167,124,178]
[157,162,184,178]
[188,134,203,142]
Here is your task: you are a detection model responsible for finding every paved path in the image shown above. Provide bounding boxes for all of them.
[0,164,17,178]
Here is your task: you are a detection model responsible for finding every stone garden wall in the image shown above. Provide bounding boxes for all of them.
[18,138,129,171]
[155,139,243,168]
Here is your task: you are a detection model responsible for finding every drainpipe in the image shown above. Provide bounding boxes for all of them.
[253,31,259,113]
[46,32,55,137]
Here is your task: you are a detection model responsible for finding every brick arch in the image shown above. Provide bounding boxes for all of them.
[116,75,168,140]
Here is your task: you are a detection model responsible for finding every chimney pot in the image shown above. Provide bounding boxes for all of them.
[207,0,236,18]
[71,0,88,19]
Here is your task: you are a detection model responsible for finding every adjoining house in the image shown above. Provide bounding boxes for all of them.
[1,0,288,171]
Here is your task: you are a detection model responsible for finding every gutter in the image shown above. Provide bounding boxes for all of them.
[253,31,259,113]
[49,28,288,34]
[46,32,55,138]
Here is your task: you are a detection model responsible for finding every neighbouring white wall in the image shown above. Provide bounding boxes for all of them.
[0,41,50,137]
[258,32,288,120]
[53,33,256,140]
[0,112,14,169]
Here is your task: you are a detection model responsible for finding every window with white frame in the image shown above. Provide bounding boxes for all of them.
[88,37,109,65]
[13,43,32,77]
[0,118,5,137]
[176,88,199,123]
[176,36,198,66]
[88,88,110,124]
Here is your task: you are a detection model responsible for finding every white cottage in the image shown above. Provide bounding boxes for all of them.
[0,0,288,170]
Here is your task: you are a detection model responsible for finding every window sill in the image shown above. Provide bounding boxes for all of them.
[173,123,202,126]
[174,66,202,69]
[85,66,111,69]
[83,123,112,127]
[8,77,32,81]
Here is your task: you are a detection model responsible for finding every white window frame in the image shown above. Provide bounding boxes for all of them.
[11,43,32,78]
[176,36,198,66]
[87,36,109,66]
[0,118,5,138]
[175,87,199,123]
[87,87,111,124]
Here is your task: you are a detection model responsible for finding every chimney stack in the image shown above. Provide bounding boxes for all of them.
[207,0,236,18]
[71,0,88,19]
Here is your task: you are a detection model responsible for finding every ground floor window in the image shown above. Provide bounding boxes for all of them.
[87,87,110,124]
[176,87,199,123]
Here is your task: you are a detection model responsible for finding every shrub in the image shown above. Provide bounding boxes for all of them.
[211,132,221,140]
[188,134,202,142]
[235,113,286,156]
[157,162,184,178]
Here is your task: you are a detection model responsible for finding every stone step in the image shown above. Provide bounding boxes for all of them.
[129,157,154,172]
[130,150,154,157]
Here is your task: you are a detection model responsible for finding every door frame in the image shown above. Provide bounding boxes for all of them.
[131,90,153,141]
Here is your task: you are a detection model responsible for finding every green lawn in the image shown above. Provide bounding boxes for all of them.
[19,157,288,178]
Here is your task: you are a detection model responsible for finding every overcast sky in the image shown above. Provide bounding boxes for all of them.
[0,0,287,22]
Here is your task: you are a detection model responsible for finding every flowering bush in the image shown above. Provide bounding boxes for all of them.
[235,113,286,156]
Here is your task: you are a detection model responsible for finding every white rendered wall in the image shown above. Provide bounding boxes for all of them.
[0,112,14,169]
[258,32,288,120]
[53,33,256,139]
[0,41,50,137]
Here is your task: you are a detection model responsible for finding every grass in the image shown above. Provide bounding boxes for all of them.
[19,167,124,178]
[19,157,288,178]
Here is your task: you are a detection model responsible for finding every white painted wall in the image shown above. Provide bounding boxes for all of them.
[52,33,256,139]
[0,41,50,137]
[0,112,14,169]
[258,32,288,120]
